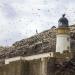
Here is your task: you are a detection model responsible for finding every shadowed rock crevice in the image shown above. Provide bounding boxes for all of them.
[55,57,75,75]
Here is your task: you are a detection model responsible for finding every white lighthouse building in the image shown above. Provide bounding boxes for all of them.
[56,14,70,53]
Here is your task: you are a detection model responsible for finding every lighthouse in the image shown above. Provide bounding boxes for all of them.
[56,14,70,53]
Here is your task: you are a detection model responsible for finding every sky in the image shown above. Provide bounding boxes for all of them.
[0,0,75,46]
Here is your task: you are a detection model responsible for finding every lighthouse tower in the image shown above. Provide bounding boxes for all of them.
[56,14,70,53]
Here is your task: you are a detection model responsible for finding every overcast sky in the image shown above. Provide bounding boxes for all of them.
[0,0,75,46]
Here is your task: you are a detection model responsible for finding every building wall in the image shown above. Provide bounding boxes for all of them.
[0,57,56,75]
[56,34,70,53]
[0,54,74,75]
[0,60,29,75]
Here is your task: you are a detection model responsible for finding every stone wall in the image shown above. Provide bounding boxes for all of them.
[0,57,56,75]
[28,59,42,75]
[0,56,75,75]
[0,60,29,75]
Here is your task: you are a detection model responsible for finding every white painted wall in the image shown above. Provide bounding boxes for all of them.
[5,52,54,64]
[56,34,70,53]
[5,57,22,64]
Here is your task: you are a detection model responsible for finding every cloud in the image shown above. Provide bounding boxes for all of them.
[1,3,17,20]
[0,0,75,46]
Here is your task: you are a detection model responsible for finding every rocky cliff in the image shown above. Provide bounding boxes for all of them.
[0,25,75,59]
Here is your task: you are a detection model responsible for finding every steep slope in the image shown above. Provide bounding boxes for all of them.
[0,25,75,59]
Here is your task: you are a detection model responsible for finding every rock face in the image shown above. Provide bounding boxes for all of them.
[0,28,56,59]
[0,25,75,59]
[55,57,75,75]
